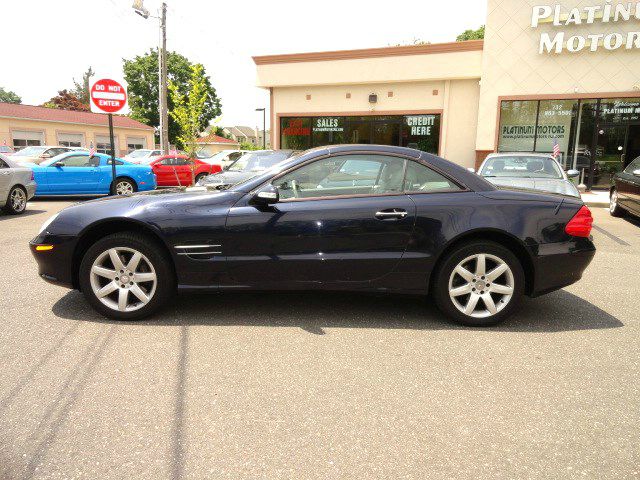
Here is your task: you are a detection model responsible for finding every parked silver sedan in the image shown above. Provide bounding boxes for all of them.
[477,153,580,197]
[0,154,37,214]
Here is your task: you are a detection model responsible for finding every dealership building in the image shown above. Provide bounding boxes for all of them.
[254,0,640,189]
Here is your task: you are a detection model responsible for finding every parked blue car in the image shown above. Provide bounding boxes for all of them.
[29,152,157,196]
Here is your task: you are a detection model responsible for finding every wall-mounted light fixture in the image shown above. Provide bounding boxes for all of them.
[368,93,378,104]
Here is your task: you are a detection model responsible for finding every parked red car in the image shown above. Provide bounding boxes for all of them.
[147,155,221,187]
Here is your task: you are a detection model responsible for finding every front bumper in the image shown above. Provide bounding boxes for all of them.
[29,233,77,289]
[529,238,596,297]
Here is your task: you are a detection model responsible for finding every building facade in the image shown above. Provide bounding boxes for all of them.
[0,102,154,157]
[255,0,640,189]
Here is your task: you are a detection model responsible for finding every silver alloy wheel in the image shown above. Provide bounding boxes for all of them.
[89,247,157,312]
[610,190,618,213]
[448,253,515,319]
[115,181,134,195]
[10,188,26,212]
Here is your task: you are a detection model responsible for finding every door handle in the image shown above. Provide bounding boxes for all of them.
[375,208,408,220]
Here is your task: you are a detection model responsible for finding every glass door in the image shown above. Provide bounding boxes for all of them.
[593,126,626,189]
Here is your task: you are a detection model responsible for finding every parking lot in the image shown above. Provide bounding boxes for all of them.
[1,199,639,479]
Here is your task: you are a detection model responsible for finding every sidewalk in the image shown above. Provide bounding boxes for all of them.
[581,190,609,208]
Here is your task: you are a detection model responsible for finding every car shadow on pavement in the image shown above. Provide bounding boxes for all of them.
[0,209,47,220]
[52,289,623,334]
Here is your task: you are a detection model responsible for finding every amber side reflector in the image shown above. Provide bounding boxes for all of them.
[35,245,54,251]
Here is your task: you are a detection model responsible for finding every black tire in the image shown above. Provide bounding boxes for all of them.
[3,185,27,215]
[78,232,176,320]
[609,189,626,217]
[195,173,208,184]
[433,240,525,327]
[112,178,137,196]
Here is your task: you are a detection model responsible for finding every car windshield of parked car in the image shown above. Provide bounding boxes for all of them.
[13,146,47,157]
[227,151,290,173]
[480,156,563,179]
[624,157,640,173]
[127,149,152,158]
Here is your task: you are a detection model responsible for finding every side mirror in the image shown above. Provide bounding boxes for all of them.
[633,169,640,177]
[252,184,279,205]
[54,162,64,167]
[567,169,580,178]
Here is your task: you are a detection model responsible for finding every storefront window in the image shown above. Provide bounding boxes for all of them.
[401,115,439,154]
[280,114,441,154]
[535,99,579,168]
[599,98,640,123]
[312,117,345,146]
[498,100,538,152]
[280,117,312,150]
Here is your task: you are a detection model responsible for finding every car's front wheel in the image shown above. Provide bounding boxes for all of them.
[4,185,27,215]
[609,189,625,217]
[79,233,176,320]
[433,241,524,326]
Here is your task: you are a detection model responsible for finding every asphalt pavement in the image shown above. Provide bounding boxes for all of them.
[0,199,639,479]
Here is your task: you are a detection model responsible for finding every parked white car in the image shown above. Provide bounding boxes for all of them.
[10,146,73,165]
[0,153,37,214]
[477,152,581,197]
[196,149,247,170]
[124,148,163,164]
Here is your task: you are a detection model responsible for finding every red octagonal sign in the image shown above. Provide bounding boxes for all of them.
[90,78,127,114]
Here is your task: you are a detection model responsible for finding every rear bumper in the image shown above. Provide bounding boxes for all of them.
[26,181,37,200]
[529,239,596,297]
[29,233,77,289]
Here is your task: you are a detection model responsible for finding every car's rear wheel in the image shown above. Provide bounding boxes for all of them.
[609,189,625,217]
[433,241,524,326]
[195,173,208,184]
[113,178,136,196]
[79,232,175,320]
[4,186,27,215]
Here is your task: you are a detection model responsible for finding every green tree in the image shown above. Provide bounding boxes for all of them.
[239,141,260,151]
[71,67,94,105]
[168,64,210,156]
[456,25,485,41]
[123,49,222,146]
[0,87,21,104]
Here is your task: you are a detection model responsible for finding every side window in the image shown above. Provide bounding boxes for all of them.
[624,157,640,174]
[106,159,123,166]
[59,155,92,167]
[160,158,176,166]
[228,152,242,162]
[404,161,461,192]
[274,154,406,200]
[0,159,8,168]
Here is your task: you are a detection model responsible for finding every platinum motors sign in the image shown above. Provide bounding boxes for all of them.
[532,3,640,53]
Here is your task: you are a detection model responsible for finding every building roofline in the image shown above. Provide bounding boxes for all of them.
[0,115,153,131]
[253,40,483,65]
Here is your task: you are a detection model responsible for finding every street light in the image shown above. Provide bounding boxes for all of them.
[256,108,266,149]
[132,0,169,155]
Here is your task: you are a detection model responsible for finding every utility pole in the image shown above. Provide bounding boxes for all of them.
[132,0,169,154]
[256,108,266,149]
[158,2,169,154]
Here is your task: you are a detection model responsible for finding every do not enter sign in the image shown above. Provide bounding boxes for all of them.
[90,78,128,114]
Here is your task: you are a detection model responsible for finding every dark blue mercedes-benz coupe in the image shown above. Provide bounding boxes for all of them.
[30,145,595,326]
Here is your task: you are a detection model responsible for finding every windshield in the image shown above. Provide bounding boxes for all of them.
[126,149,152,158]
[227,151,289,172]
[13,146,47,157]
[480,156,563,179]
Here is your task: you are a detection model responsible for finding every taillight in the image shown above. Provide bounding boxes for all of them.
[565,205,593,237]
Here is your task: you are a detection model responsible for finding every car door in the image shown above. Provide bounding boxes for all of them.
[620,157,640,214]
[46,154,101,194]
[224,153,416,286]
[180,158,197,185]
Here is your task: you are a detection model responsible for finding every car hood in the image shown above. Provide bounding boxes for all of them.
[484,177,580,197]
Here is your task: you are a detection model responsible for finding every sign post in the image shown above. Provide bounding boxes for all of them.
[89,78,129,195]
